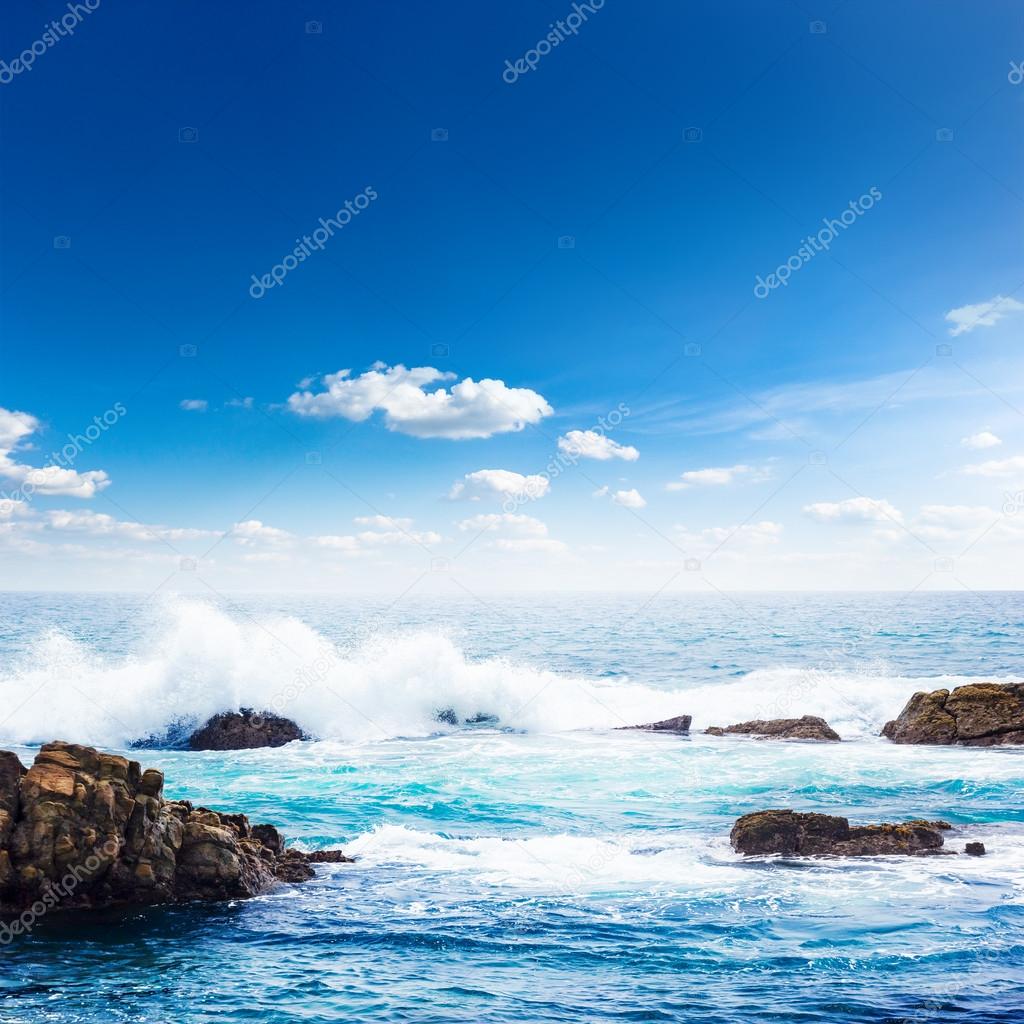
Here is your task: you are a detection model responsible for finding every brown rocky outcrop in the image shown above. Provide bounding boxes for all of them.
[881,683,1024,746]
[730,809,956,856]
[0,742,348,918]
[618,715,692,735]
[705,716,840,741]
[188,709,306,750]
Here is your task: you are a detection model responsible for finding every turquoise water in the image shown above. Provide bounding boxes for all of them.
[0,592,1022,1022]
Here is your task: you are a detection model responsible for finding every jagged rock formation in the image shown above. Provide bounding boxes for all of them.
[730,810,955,856]
[188,709,306,750]
[881,683,1024,746]
[619,715,692,735]
[0,742,347,916]
[705,716,841,741]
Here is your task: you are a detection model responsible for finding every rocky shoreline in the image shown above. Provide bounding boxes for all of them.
[0,742,350,922]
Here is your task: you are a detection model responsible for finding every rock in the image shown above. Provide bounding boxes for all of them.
[730,809,952,857]
[964,842,986,856]
[705,716,840,741]
[305,849,355,864]
[618,715,692,735]
[0,742,350,918]
[187,709,306,751]
[881,683,1024,746]
[434,707,459,726]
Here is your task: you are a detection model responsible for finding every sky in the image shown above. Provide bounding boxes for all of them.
[1,0,1023,595]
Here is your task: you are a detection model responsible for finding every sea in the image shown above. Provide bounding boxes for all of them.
[0,590,1022,1023]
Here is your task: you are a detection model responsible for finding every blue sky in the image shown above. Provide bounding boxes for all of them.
[1,0,1023,592]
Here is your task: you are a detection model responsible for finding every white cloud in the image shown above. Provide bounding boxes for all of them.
[945,294,1024,337]
[313,534,361,552]
[0,407,111,498]
[675,520,783,552]
[448,469,550,501]
[229,520,293,545]
[913,505,996,542]
[287,364,553,439]
[493,537,567,553]
[557,430,638,461]
[804,497,903,524]
[960,431,1002,450]
[179,399,208,412]
[353,515,415,530]
[456,512,548,536]
[45,509,217,542]
[225,397,254,409]
[356,529,441,547]
[612,488,646,509]
[666,464,760,490]
[315,515,439,553]
[963,454,1024,478]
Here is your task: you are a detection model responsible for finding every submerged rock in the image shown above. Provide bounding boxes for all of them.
[434,708,500,728]
[881,683,1024,746]
[0,742,349,918]
[705,716,840,741]
[188,709,306,751]
[618,714,692,735]
[730,809,952,857]
[965,842,986,856]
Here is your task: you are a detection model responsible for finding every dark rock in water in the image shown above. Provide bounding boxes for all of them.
[964,841,986,856]
[0,742,350,919]
[619,715,692,735]
[705,716,840,741]
[435,709,499,727]
[305,849,355,864]
[187,708,306,751]
[129,717,198,751]
[730,809,953,857]
[464,712,499,726]
[881,683,1024,746]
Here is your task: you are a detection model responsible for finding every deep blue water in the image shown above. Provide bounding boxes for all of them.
[0,591,1022,1022]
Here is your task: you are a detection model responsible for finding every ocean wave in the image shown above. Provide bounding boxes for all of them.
[0,598,1017,747]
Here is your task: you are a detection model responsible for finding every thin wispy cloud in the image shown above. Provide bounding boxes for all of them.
[945,294,1024,336]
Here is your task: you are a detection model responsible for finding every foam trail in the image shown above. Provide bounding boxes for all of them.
[0,598,1015,746]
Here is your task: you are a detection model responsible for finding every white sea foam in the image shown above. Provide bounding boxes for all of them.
[338,823,1024,902]
[0,598,1017,747]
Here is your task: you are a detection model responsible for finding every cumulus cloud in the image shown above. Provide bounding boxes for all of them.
[804,497,903,524]
[229,520,294,545]
[913,505,996,542]
[675,520,783,553]
[314,515,440,554]
[353,515,415,530]
[0,407,111,498]
[963,454,1024,478]
[455,512,566,552]
[46,509,218,543]
[666,464,761,490]
[557,430,638,461]
[961,431,1002,450]
[612,488,646,509]
[945,294,1024,336]
[448,469,550,501]
[286,364,553,439]
[179,399,208,412]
